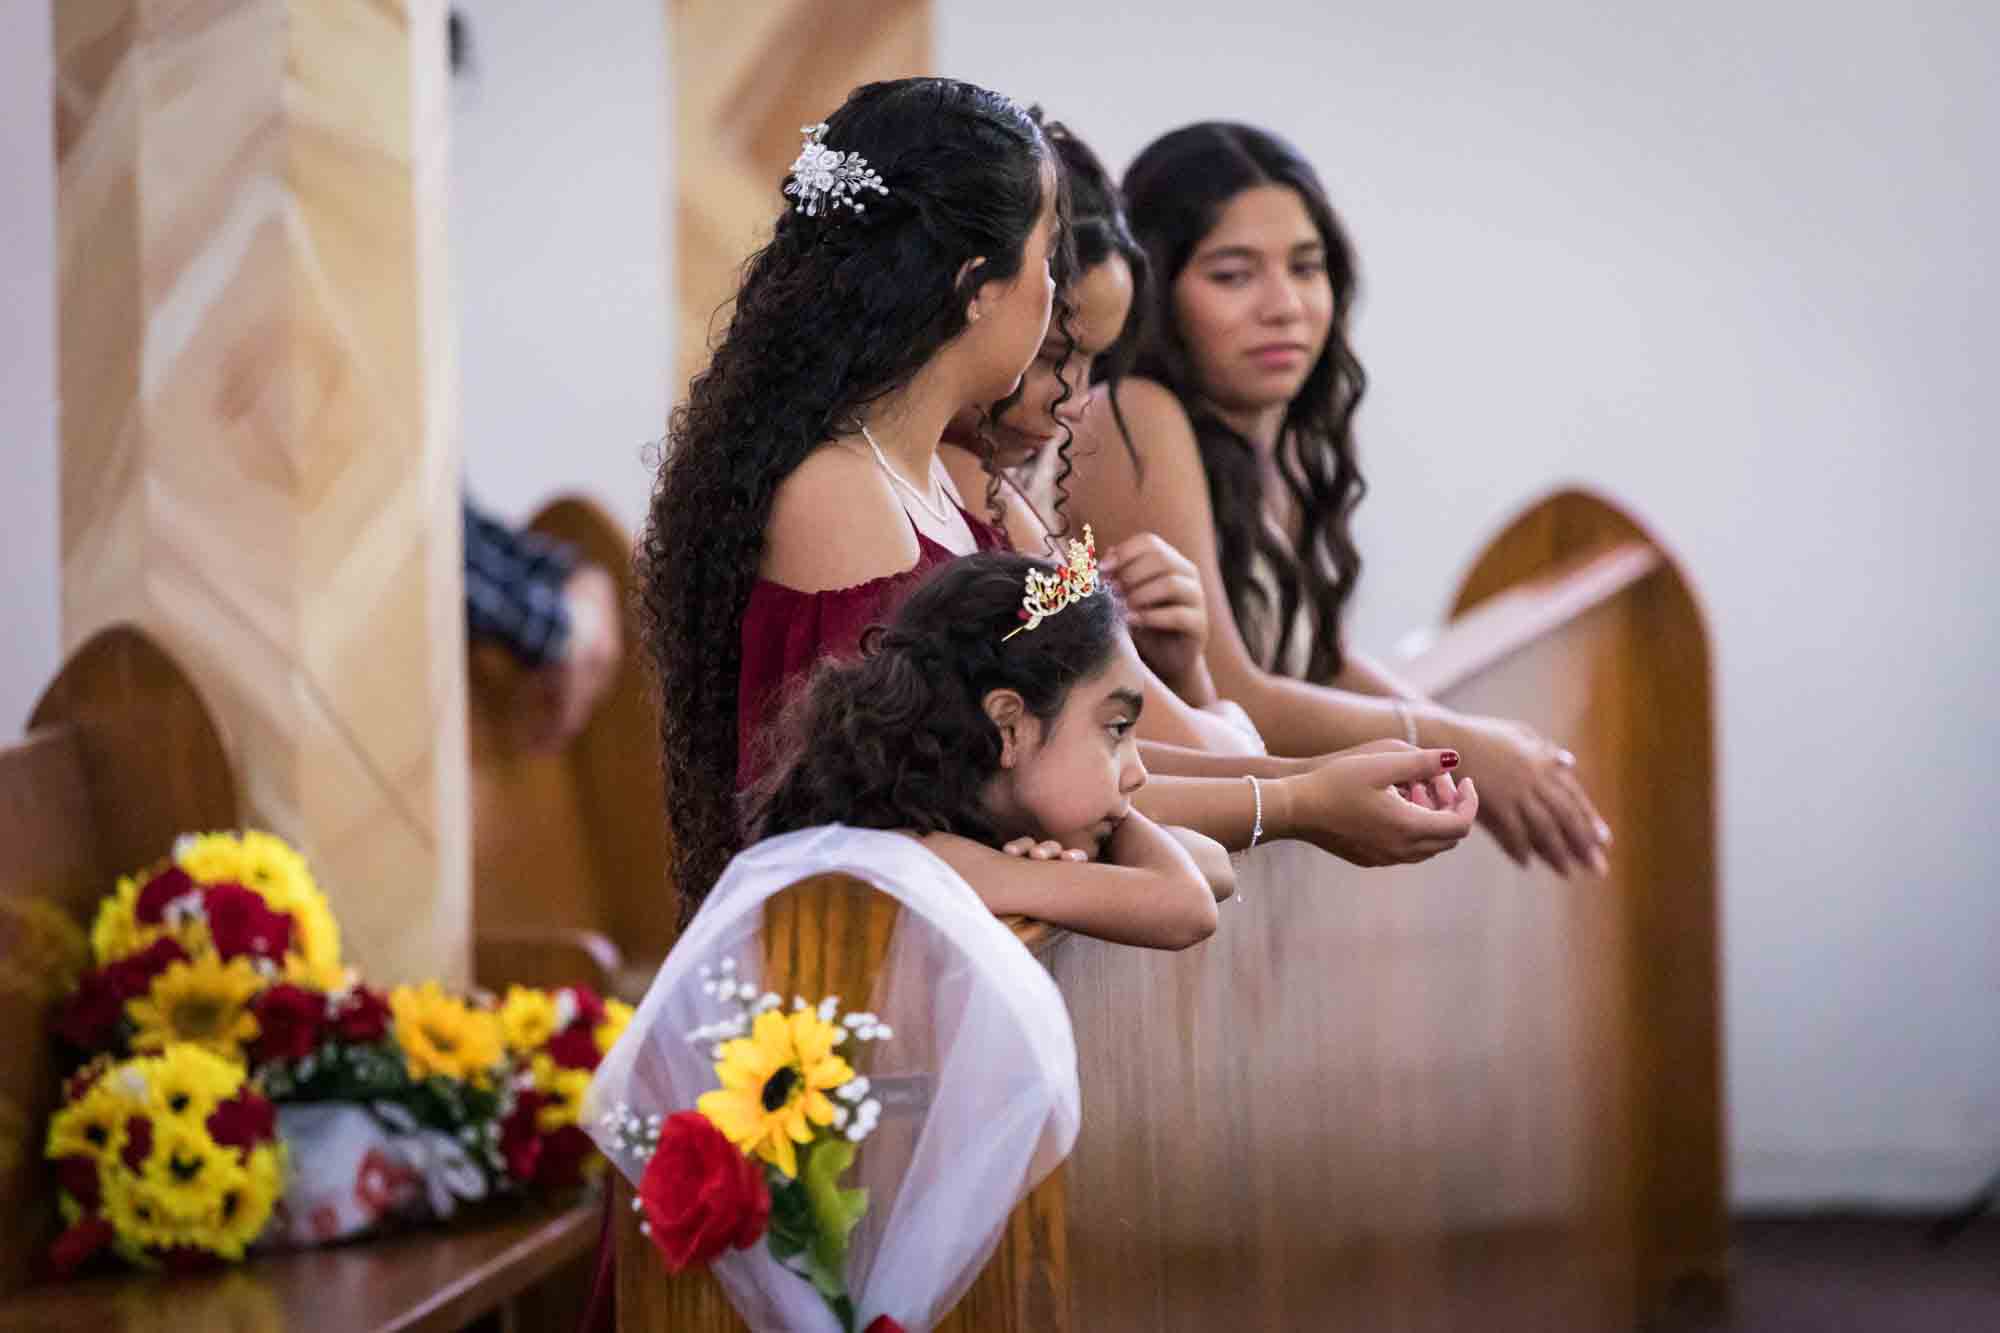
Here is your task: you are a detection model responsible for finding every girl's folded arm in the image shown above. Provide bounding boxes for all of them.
[919,826,1219,951]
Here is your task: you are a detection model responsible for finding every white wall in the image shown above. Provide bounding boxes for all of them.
[0,0,59,737]
[451,1,671,535]
[943,0,2000,1206]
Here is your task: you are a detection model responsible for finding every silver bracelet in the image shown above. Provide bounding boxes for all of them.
[1393,699,1419,747]
[1243,774,1264,851]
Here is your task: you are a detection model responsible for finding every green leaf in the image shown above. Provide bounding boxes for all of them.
[800,1138,869,1286]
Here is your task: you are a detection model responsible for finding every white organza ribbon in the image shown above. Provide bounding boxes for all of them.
[584,825,1081,1333]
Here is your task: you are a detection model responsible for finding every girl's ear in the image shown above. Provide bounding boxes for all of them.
[983,688,1028,767]
[957,256,989,323]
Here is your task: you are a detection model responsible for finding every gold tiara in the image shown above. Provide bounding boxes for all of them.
[1003,525,1100,641]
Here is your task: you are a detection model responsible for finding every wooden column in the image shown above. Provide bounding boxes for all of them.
[673,0,931,392]
[53,0,468,985]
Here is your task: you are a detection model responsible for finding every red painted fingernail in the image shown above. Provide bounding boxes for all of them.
[1440,751,1459,769]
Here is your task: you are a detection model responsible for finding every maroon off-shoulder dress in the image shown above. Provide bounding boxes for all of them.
[736,507,1009,787]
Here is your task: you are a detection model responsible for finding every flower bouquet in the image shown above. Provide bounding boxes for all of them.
[586,826,1082,1333]
[41,1044,284,1277]
[40,829,623,1269]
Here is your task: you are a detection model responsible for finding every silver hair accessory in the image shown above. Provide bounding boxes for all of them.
[785,122,889,218]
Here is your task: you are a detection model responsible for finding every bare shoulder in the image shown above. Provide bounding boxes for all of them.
[763,444,921,591]
[1093,376,1204,477]
[1069,378,1216,552]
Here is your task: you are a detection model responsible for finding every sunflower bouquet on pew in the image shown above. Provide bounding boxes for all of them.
[597,956,904,1333]
[40,829,630,1274]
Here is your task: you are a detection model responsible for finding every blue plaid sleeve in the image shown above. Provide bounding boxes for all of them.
[464,498,578,667]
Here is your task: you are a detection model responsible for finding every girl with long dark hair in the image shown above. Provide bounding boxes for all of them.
[641,83,1478,920]
[1064,121,1611,876]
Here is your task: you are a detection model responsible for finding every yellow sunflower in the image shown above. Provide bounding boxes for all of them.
[499,986,560,1053]
[144,1044,245,1125]
[390,982,504,1084]
[89,875,145,966]
[138,1119,235,1221]
[696,1008,854,1178]
[126,955,264,1061]
[529,1053,594,1133]
[594,999,634,1056]
[172,833,249,886]
[46,1079,131,1163]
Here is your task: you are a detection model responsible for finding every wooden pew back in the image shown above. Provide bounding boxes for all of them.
[0,627,238,1294]
[467,496,674,993]
[1048,486,1723,1330]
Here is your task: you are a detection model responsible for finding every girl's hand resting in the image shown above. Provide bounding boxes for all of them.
[1099,533,1212,703]
[1272,743,1479,868]
[1001,836,1089,863]
[1438,713,1611,877]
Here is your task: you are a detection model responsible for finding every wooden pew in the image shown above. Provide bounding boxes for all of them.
[1047,486,1724,1330]
[0,627,599,1332]
[468,497,673,999]
[613,486,1723,1330]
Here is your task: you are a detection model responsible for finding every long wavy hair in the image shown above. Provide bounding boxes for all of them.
[996,114,1151,532]
[640,79,1058,918]
[747,553,1126,845]
[1122,122,1366,680]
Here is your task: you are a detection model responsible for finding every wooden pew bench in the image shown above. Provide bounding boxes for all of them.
[0,627,600,1332]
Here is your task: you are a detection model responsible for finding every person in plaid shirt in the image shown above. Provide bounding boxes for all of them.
[464,497,621,748]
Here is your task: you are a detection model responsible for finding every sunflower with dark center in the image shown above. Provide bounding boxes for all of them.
[696,1008,854,1178]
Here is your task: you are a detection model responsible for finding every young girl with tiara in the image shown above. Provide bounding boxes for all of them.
[750,542,1242,949]
[641,79,1477,921]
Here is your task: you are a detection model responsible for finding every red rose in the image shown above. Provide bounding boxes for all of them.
[249,984,323,1063]
[113,935,189,990]
[53,969,131,1051]
[54,938,189,1051]
[564,986,607,1026]
[41,1215,114,1280]
[500,1091,548,1183]
[332,986,391,1043]
[545,1023,602,1072]
[206,1090,277,1150]
[201,882,294,961]
[120,1115,152,1172]
[534,1124,596,1190]
[133,866,196,924]
[54,1156,101,1211]
[638,1111,769,1271]
[865,1320,908,1333]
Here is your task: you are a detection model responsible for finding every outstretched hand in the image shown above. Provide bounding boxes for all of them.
[1276,742,1479,867]
[1443,714,1611,877]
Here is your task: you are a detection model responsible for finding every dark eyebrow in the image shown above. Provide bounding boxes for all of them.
[1193,244,1263,266]
[1105,687,1144,717]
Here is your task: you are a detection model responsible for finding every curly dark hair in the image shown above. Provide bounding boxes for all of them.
[747,552,1126,845]
[640,78,1059,919]
[1121,122,1367,681]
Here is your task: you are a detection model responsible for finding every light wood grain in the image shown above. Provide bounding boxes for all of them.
[55,0,468,987]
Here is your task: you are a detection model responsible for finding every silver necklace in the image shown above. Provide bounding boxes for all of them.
[860,424,954,526]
